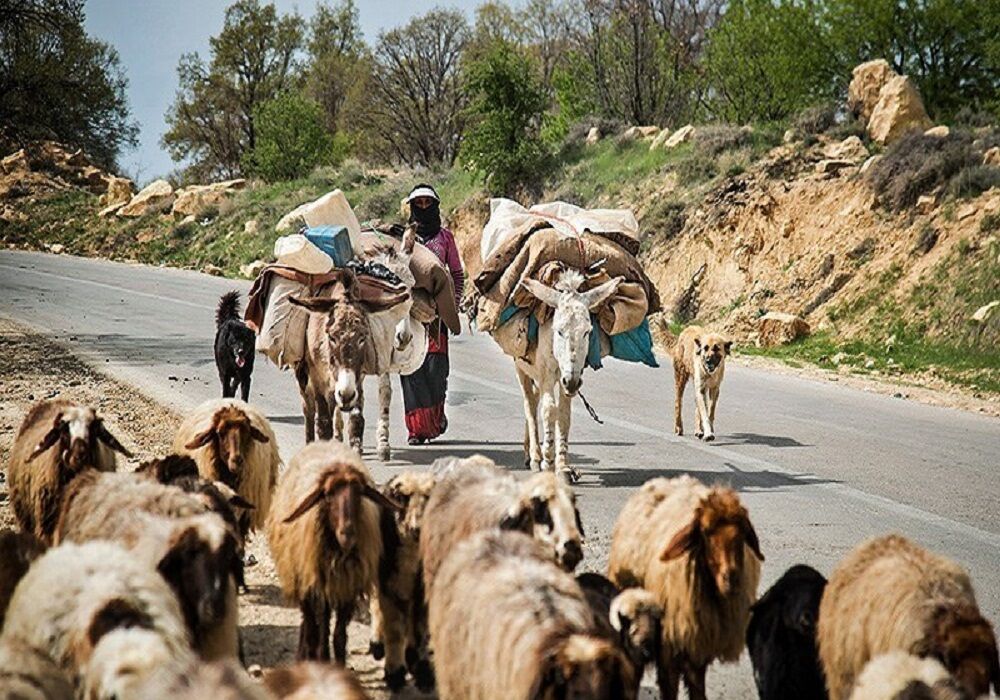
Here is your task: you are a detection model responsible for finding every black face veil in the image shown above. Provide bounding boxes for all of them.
[408,185,441,240]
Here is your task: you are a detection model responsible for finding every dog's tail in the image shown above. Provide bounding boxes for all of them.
[216,290,242,327]
[652,313,679,351]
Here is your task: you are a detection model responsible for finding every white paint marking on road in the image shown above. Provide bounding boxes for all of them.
[0,263,211,312]
[452,368,1000,550]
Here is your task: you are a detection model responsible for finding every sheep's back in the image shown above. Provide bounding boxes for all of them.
[0,638,74,700]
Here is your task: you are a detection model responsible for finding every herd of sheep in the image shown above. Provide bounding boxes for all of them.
[1,396,997,699]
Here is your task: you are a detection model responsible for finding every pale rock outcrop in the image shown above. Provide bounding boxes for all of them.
[202,264,224,277]
[637,126,660,138]
[650,129,672,151]
[240,260,267,279]
[916,194,937,214]
[1,150,30,174]
[586,127,602,145]
[971,300,998,323]
[665,125,696,148]
[867,75,933,145]
[816,159,856,175]
[98,176,134,207]
[621,126,641,141]
[859,155,881,174]
[171,179,245,218]
[823,136,868,162]
[118,179,175,218]
[983,147,1000,167]
[244,219,259,235]
[757,312,810,346]
[924,125,949,138]
[847,59,895,122]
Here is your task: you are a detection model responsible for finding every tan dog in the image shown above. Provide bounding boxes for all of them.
[672,325,732,441]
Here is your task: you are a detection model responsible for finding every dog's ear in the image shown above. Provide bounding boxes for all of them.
[724,340,733,355]
[693,336,702,354]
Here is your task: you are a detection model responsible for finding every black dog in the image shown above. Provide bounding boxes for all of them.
[747,564,828,700]
[214,291,255,401]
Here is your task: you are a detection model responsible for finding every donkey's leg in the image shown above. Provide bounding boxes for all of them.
[555,388,573,476]
[539,383,557,472]
[316,393,334,442]
[295,364,316,443]
[377,373,392,461]
[347,382,365,454]
[516,368,542,470]
[333,406,344,442]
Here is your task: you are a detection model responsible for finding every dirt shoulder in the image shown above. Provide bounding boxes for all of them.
[0,316,399,697]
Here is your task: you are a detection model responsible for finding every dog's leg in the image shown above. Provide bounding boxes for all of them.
[673,362,687,436]
[516,368,541,470]
[316,393,333,442]
[377,373,391,461]
[240,374,251,402]
[695,380,713,441]
[708,385,720,438]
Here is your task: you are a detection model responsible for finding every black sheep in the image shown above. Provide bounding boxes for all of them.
[214,291,256,401]
[747,564,828,700]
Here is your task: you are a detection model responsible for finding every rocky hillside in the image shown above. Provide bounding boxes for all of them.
[1,62,997,395]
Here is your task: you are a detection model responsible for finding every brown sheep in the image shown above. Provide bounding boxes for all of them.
[172,398,280,535]
[6,399,130,542]
[429,529,636,700]
[0,529,46,630]
[263,662,370,699]
[369,470,437,691]
[608,475,763,700]
[266,441,400,664]
[818,534,1000,700]
[0,638,74,700]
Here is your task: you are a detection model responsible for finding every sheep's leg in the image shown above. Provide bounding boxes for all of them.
[682,663,707,700]
[332,600,355,664]
[539,386,557,472]
[377,373,392,461]
[655,659,681,700]
[316,393,334,442]
[410,581,435,692]
[347,383,365,454]
[555,387,573,478]
[516,368,542,470]
[378,589,408,690]
[297,592,328,660]
[673,364,687,435]
[368,596,385,659]
[696,385,714,442]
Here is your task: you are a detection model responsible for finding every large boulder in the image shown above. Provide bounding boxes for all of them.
[99,176,134,207]
[665,125,695,148]
[1,149,30,174]
[118,179,175,217]
[847,59,895,122]
[171,178,245,218]
[823,136,868,162]
[984,147,1000,167]
[867,75,933,145]
[637,126,660,138]
[757,312,810,347]
[585,127,601,145]
[650,129,672,151]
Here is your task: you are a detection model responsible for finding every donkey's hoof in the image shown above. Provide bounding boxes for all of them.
[369,640,385,660]
[527,459,541,471]
[377,445,391,461]
[702,433,716,442]
[560,468,581,484]
[695,431,704,439]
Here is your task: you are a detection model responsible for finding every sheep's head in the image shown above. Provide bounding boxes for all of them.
[284,466,401,554]
[518,471,585,571]
[384,471,436,540]
[609,588,663,666]
[155,515,240,641]
[928,603,1000,698]
[29,404,131,470]
[693,332,732,375]
[660,487,763,597]
[521,270,623,397]
[534,634,635,700]
[83,627,182,700]
[184,406,269,487]
[136,454,199,483]
[753,564,826,636]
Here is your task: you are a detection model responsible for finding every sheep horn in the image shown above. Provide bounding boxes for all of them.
[96,422,133,458]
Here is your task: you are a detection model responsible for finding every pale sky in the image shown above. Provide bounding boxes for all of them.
[84,1,481,181]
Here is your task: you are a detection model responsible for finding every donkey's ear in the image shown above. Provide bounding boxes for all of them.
[520,278,563,309]
[581,276,623,311]
[289,296,339,313]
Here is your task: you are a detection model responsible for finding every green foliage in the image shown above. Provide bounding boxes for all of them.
[0,0,137,169]
[703,0,838,122]
[163,0,304,180]
[243,94,336,182]
[460,41,551,195]
[980,213,1000,234]
[793,104,837,135]
[304,0,369,137]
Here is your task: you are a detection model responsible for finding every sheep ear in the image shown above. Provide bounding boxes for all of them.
[86,598,153,646]
[289,296,339,313]
[521,278,563,309]
[362,483,402,512]
[228,493,255,510]
[724,340,733,355]
[581,276,623,311]
[283,486,325,523]
[247,425,270,443]
[660,519,698,561]
[28,423,63,462]
[184,427,215,450]
[499,503,532,532]
[742,518,764,561]
[95,421,132,457]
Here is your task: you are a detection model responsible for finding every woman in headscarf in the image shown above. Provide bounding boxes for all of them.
[401,184,465,445]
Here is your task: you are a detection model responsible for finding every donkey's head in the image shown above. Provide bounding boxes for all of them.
[291,274,371,411]
[521,270,623,396]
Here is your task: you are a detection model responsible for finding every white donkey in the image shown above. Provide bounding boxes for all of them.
[333,225,427,460]
[516,268,623,481]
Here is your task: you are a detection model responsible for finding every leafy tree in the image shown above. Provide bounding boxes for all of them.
[702,0,838,123]
[367,9,469,166]
[304,0,369,134]
[242,93,334,181]
[460,41,550,195]
[162,0,303,181]
[0,0,137,169]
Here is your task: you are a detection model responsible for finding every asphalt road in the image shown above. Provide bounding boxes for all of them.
[2,249,998,698]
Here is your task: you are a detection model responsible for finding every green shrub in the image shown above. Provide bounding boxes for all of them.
[640,200,687,253]
[980,212,1000,234]
[694,125,752,155]
[867,131,978,212]
[947,166,1000,200]
[676,151,718,184]
[793,103,837,135]
[243,93,336,182]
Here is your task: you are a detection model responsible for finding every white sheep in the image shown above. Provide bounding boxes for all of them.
[608,475,763,700]
[0,541,190,687]
[172,398,280,534]
[849,651,969,700]
[263,662,370,699]
[0,638,74,700]
[6,399,129,542]
[429,529,635,700]
[266,441,399,665]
